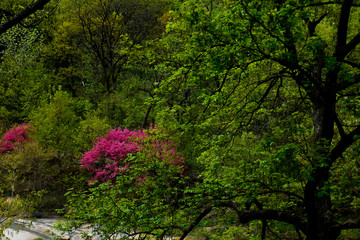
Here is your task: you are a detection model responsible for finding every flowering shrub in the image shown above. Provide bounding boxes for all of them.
[0,123,33,155]
[81,126,184,183]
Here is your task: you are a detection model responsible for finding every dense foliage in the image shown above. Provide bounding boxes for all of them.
[1,0,360,239]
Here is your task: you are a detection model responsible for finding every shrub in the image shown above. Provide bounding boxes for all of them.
[0,123,32,155]
[0,123,59,194]
[81,126,184,183]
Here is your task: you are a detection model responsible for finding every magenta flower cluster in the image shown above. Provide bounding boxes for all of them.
[81,128,147,182]
[81,127,185,183]
[0,123,32,155]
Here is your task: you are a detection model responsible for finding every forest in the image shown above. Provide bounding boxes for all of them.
[1,0,360,239]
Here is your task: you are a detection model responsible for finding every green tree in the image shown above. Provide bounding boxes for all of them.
[0,28,51,127]
[61,0,360,239]
[30,90,110,158]
[0,123,46,237]
[45,0,171,94]
[28,90,110,208]
[152,0,360,239]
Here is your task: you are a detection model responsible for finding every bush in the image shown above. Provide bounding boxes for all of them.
[0,123,58,195]
[81,126,185,183]
[0,123,32,154]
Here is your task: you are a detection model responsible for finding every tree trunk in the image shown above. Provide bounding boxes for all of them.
[304,93,340,240]
[141,104,152,129]
[304,167,340,240]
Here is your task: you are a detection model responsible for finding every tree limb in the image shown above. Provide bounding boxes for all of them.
[338,220,360,230]
[307,12,329,36]
[304,2,360,7]
[337,73,360,91]
[330,124,360,164]
[334,0,353,60]
[219,202,307,234]
[334,113,346,138]
[342,31,360,57]
[178,200,307,239]
[342,60,360,70]
[237,210,306,232]
[179,207,213,240]
[0,0,51,35]
[247,180,304,200]
[141,104,152,129]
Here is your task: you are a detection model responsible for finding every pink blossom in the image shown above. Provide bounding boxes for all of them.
[81,128,145,182]
[0,123,32,155]
[81,126,185,183]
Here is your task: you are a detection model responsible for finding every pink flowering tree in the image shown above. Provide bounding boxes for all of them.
[0,123,33,155]
[0,123,62,198]
[81,126,185,183]
[0,123,45,220]
[58,126,186,239]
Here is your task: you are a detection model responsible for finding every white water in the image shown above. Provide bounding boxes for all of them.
[4,217,101,240]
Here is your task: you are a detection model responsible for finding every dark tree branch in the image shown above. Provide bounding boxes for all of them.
[334,0,353,60]
[179,207,213,240]
[248,180,304,200]
[273,58,318,100]
[334,113,346,138]
[230,76,280,132]
[330,124,360,164]
[0,0,51,35]
[219,201,307,234]
[337,220,360,230]
[304,2,360,7]
[241,0,325,102]
[236,210,306,232]
[342,60,360,70]
[337,73,360,90]
[342,31,360,57]
[137,87,154,97]
[243,2,287,48]
[19,0,60,29]
[177,200,307,239]
[243,198,267,239]
[141,104,152,129]
[307,12,329,36]
[0,9,13,18]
